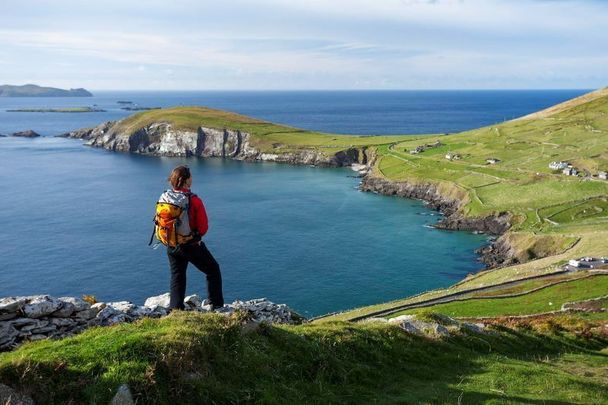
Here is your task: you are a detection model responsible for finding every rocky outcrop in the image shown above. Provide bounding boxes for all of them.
[360,175,514,268]
[61,121,366,167]
[11,130,40,138]
[57,121,115,140]
[0,294,302,352]
[365,313,489,339]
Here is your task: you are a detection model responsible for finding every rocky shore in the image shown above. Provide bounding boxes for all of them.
[0,294,301,352]
[359,175,514,268]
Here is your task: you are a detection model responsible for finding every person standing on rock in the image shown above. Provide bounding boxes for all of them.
[153,165,224,311]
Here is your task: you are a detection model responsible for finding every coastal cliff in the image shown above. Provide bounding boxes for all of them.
[62,120,365,167]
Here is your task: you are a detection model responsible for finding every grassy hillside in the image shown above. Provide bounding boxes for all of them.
[1,311,607,404]
[113,106,415,156]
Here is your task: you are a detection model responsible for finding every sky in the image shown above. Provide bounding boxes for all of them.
[1,0,607,90]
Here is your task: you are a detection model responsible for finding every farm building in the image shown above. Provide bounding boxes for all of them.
[562,167,578,176]
[486,158,500,164]
[445,152,461,161]
[549,161,569,170]
[598,171,608,180]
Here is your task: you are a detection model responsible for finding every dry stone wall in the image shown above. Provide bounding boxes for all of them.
[0,293,301,352]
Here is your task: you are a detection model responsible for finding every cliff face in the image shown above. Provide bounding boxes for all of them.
[360,176,513,268]
[62,121,364,167]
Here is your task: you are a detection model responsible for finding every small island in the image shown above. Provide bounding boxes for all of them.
[0,84,92,97]
[120,106,161,111]
[11,130,41,138]
[7,107,106,113]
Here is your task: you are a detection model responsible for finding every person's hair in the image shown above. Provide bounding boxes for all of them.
[168,165,191,189]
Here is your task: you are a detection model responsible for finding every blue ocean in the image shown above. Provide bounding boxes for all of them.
[0,90,588,316]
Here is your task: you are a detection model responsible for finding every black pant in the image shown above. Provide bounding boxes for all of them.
[167,241,224,310]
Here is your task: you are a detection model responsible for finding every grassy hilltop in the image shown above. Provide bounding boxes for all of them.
[2,89,608,403]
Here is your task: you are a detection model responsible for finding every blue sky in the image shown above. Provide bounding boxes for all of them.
[1,0,607,90]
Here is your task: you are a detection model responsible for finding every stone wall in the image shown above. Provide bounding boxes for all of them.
[0,293,301,352]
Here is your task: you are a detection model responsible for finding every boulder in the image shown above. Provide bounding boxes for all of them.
[58,296,90,311]
[22,295,62,318]
[73,308,99,320]
[107,301,136,314]
[144,293,170,309]
[184,294,203,310]
[0,322,19,348]
[0,297,28,314]
[52,301,76,317]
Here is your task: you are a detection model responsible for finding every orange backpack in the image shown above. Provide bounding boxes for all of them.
[149,190,194,248]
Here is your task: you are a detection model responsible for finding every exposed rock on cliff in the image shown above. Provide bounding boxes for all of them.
[61,121,365,167]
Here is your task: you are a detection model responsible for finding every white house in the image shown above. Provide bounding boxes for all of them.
[563,167,578,176]
[569,259,581,267]
[486,158,500,165]
[549,161,569,170]
[598,171,608,180]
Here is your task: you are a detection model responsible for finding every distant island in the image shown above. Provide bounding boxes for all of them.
[0,84,92,97]
[7,107,105,113]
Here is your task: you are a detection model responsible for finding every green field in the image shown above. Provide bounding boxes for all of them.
[1,311,607,404]
[388,275,608,318]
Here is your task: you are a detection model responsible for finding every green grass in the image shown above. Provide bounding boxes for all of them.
[1,311,607,404]
[389,275,608,319]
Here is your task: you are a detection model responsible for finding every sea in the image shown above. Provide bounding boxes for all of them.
[0,90,588,317]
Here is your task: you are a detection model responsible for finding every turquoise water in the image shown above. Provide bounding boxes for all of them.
[0,90,587,316]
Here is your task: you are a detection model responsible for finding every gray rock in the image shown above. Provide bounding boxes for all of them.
[130,305,153,318]
[184,294,202,310]
[30,325,57,334]
[58,296,90,311]
[22,295,62,318]
[461,322,487,334]
[7,318,37,327]
[20,320,49,332]
[111,383,135,405]
[0,313,17,321]
[0,383,35,405]
[91,302,106,311]
[73,308,99,320]
[49,318,77,327]
[107,301,136,314]
[28,334,47,341]
[0,297,27,314]
[96,306,121,321]
[52,301,76,317]
[0,322,19,346]
[144,293,170,309]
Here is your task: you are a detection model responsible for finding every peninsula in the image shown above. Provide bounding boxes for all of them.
[0,84,92,97]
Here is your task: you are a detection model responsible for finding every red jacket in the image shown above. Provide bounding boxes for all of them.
[175,187,209,237]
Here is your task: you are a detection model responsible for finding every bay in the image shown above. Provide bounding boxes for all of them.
[0,90,587,316]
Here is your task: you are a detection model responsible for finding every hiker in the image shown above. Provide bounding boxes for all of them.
[151,165,224,311]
